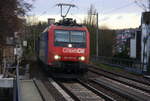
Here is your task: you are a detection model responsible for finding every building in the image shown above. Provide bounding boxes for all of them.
[114,29,136,54]
[141,12,150,72]
[3,37,16,64]
[130,29,141,60]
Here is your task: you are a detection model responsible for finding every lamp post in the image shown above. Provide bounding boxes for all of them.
[92,12,99,56]
[96,13,99,57]
[91,12,99,57]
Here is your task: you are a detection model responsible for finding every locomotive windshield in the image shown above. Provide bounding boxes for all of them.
[55,30,70,42]
[55,30,86,48]
[70,31,85,43]
[55,30,86,43]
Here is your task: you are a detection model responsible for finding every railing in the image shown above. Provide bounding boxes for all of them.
[13,60,21,101]
[16,62,21,101]
[92,56,144,74]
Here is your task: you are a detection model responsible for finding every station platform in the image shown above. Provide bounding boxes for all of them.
[0,74,14,88]
[20,80,43,101]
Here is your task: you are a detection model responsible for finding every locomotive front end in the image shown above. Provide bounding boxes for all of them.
[48,26,90,73]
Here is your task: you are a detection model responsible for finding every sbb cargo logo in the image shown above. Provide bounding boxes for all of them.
[63,48,85,53]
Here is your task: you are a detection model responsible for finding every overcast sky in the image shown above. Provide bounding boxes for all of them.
[27,0,149,29]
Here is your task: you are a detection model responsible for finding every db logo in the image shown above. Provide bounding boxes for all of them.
[63,48,85,53]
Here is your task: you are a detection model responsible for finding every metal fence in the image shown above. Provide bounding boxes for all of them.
[92,56,144,74]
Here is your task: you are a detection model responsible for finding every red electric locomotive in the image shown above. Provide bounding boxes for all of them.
[36,18,90,76]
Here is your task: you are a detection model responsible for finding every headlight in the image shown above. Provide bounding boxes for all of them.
[54,55,61,60]
[68,44,72,48]
[79,56,85,61]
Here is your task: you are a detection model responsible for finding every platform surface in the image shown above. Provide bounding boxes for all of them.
[20,80,43,101]
[0,75,13,88]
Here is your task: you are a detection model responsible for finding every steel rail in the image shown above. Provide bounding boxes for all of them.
[55,80,81,101]
[89,64,150,86]
[77,79,116,101]
[89,68,150,93]
[89,79,149,101]
[54,78,116,101]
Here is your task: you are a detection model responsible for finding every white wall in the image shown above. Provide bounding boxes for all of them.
[130,38,136,58]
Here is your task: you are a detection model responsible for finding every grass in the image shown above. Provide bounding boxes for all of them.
[94,62,124,73]
[92,62,143,76]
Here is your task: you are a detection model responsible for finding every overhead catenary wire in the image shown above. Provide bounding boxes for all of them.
[134,0,148,11]
[102,2,136,14]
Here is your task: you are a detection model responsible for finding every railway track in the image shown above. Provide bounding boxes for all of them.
[89,78,150,101]
[89,68,150,93]
[30,64,117,101]
[30,64,150,101]
[32,77,116,101]
[88,66,150,101]
[49,78,115,101]
[88,64,150,85]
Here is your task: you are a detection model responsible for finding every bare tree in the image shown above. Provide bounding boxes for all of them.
[0,0,32,44]
[84,4,97,26]
[84,5,116,56]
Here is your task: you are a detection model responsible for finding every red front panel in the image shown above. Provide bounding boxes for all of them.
[47,25,90,65]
